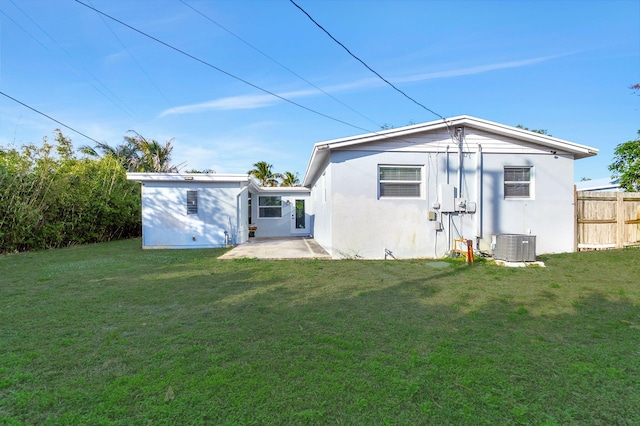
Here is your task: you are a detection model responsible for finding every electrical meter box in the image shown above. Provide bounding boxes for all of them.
[438,184,456,212]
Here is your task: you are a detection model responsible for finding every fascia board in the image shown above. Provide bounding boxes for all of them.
[319,118,455,149]
[301,118,455,186]
[301,148,330,187]
[126,173,251,183]
[255,186,311,194]
[325,115,598,158]
[300,115,598,186]
[460,117,598,158]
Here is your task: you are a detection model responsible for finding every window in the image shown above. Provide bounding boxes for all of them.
[258,196,282,218]
[504,167,532,198]
[379,166,422,198]
[187,190,198,214]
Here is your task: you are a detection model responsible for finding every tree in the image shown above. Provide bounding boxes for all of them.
[280,171,300,187]
[1,131,141,253]
[631,83,640,95]
[184,168,215,174]
[609,131,640,192]
[247,161,282,187]
[516,124,551,136]
[123,131,180,172]
[80,131,181,172]
[80,139,140,172]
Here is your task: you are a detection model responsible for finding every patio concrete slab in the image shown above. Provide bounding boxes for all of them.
[219,237,331,260]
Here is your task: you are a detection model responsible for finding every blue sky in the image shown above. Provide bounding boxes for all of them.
[1,0,638,181]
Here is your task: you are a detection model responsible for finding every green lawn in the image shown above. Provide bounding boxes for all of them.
[1,239,639,425]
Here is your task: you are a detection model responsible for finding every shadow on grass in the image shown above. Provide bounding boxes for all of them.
[1,241,640,424]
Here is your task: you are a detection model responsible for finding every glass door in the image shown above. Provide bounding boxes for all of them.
[290,199,307,234]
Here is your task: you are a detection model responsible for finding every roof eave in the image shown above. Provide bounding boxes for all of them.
[126,172,251,183]
[300,115,599,185]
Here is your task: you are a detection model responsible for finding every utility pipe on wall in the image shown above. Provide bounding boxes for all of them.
[456,127,464,198]
[445,144,450,185]
[476,144,483,246]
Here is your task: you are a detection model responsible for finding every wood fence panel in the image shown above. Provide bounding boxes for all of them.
[576,191,640,250]
[623,199,640,244]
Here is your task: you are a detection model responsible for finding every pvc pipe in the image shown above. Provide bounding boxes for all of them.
[476,144,482,242]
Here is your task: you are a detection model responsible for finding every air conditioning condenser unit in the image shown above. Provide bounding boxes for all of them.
[494,234,536,262]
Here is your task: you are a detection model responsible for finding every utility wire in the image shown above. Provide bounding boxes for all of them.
[87,0,178,117]
[289,0,445,122]
[4,0,139,121]
[74,1,448,149]
[75,0,373,135]
[178,0,381,128]
[0,91,102,144]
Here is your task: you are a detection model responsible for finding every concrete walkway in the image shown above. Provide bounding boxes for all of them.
[219,237,331,260]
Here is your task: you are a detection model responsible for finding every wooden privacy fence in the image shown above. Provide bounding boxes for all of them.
[575,190,640,251]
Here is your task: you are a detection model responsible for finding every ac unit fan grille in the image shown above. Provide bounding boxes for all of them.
[494,234,536,262]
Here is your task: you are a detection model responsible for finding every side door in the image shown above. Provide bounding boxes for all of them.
[290,199,308,235]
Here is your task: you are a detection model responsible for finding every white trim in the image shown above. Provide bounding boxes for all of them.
[378,165,424,199]
[504,166,534,200]
[258,195,283,219]
[303,115,598,187]
[127,173,250,183]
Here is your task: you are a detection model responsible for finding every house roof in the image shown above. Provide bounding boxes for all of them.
[127,173,251,183]
[302,115,599,187]
[575,177,621,192]
[257,186,311,193]
[126,173,309,194]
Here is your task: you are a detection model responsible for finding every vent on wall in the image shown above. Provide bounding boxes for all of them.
[187,190,198,215]
[494,234,536,262]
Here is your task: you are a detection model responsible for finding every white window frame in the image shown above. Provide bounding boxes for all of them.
[258,196,282,218]
[504,166,533,199]
[378,165,423,199]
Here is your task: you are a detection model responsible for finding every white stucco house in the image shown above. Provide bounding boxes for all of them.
[125,173,312,249]
[127,115,598,258]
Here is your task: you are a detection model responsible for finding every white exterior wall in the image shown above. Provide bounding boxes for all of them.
[326,150,452,259]
[141,181,245,248]
[253,189,312,238]
[479,153,575,254]
[318,130,577,258]
[236,186,250,244]
[309,162,332,252]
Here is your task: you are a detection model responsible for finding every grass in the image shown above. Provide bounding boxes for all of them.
[1,239,640,425]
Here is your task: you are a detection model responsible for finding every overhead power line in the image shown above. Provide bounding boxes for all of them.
[88,0,178,117]
[178,0,381,128]
[4,0,139,121]
[75,0,373,135]
[0,91,102,144]
[289,0,445,122]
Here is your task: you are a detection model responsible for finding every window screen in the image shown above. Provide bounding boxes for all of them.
[379,166,422,198]
[187,190,198,214]
[504,167,531,198]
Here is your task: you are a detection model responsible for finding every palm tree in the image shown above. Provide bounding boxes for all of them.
[79,140,140,172]
[124,131,180,173]
[247,161,283,187]
[280,171,300,187]
[79,131,180,173]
